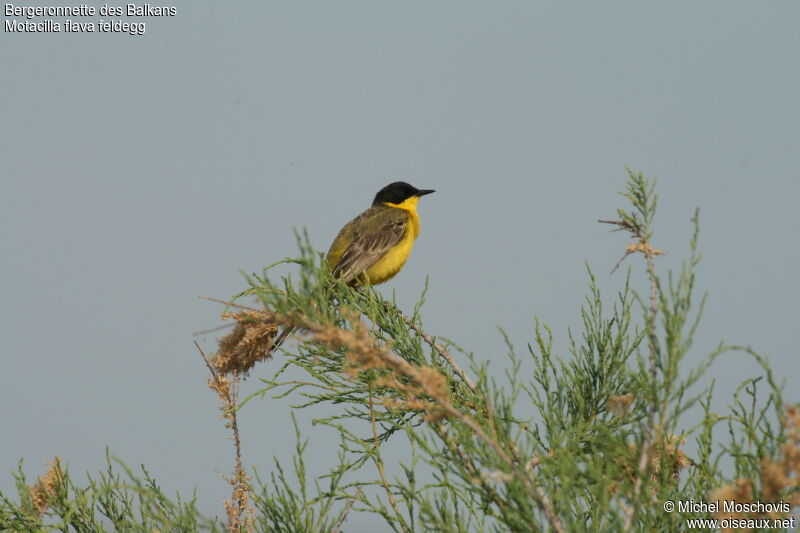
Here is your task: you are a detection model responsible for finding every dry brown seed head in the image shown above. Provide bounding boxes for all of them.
[607,394,634,416]
[27,457,63,516]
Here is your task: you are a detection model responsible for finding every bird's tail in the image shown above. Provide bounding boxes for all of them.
[269,325,296,354]
[267,263,360,355]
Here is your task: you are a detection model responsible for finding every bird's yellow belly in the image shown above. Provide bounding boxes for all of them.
[364,229,416,285]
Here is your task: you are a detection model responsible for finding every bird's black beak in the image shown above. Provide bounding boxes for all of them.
[417,189,435,197]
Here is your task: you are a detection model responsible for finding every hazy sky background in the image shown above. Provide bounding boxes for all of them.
[2,1,799,530]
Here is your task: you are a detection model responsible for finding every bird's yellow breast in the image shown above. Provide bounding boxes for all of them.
[364,198,421,285]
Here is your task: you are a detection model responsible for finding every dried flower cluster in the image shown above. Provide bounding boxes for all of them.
[27,457,62,515]
[711,405,800,529]
[622,435,689,486]
[607,394,634,416]
[313,312,450,422]
[214,311,279,375]
[624,241,665,258]
[223,469,255,533]
[656,436,691,480]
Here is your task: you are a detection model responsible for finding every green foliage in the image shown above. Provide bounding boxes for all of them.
[250,414,351,533]
[3,170,796,532]
[0,453,219,532]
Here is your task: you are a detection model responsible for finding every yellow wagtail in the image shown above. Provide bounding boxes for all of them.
[326,181,435,285]
[269,181,434,352]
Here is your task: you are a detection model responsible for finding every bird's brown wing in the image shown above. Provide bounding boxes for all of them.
[327,205,409,285]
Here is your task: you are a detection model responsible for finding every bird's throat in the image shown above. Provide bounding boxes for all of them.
[384,196,420,212]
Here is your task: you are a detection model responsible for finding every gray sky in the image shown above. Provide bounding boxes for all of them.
[2,1,799,529]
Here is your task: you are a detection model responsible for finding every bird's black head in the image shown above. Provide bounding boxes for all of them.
[372,181,435,206]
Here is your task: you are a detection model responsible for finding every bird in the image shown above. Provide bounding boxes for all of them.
[326,181,435,285]
[267,182,434,353]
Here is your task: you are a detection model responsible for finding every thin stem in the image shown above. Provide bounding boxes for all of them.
[330,488,362,533]
[195,341,252,532]
[400,314,477,392]
[369,384,410,533]
[624,249,661,530]
[600,197,664,531]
